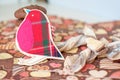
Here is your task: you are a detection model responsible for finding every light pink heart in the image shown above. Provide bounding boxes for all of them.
[49,63,62,68]
[110,71,120,79]
[19,71,29,77]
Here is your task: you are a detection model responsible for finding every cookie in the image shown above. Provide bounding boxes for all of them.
[14,5,47,19]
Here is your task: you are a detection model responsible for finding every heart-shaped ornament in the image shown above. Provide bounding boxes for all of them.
[16,9,64,65]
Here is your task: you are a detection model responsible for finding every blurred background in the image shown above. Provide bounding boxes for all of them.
[0,0,120,23]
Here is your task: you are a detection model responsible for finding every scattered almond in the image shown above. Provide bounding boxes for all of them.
[65,48,78,54]
[100,38,109,46]
[86,38,104,51]
[97,48,108,58]
[38,59,48,64]
[54,36,62,42]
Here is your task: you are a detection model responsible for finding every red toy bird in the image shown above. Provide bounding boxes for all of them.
[16,9,64,64]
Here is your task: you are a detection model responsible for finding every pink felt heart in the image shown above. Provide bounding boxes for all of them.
[105,27,112,31]
[64,19,73,25]
[79,45,87,50]
[81,64,96,72]
[49,63,62,68]
[110,71,120,78]
[19,71,29,77]
[23,56,32,59]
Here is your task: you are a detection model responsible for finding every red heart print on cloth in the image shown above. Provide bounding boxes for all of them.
[49,62,62,68]
[81,64,96,72]
[110,71,120,79]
